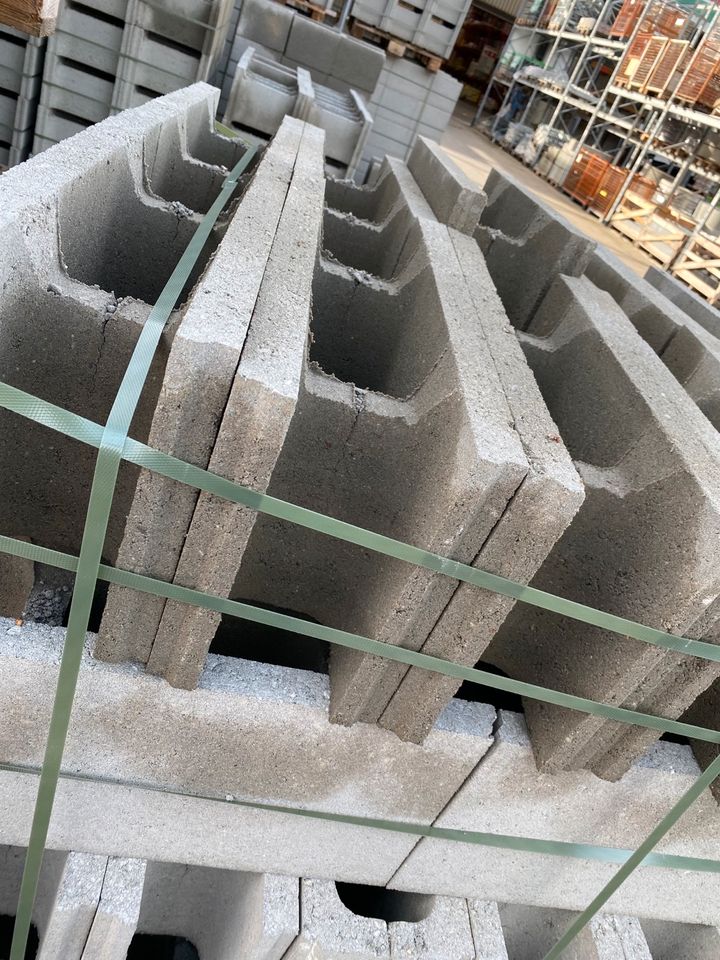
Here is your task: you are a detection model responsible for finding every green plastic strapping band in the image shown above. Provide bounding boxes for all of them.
[2,532,720,746]
[0,382,718,667]
[3,759,720,876]
[8,144,257,960]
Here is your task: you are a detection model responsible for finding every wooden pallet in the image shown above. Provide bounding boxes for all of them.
[672,233,720,304]
[0,0,59,35]
[276,0,335,22]
[349,18,444,72]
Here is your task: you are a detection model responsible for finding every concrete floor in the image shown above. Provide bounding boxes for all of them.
[440,105,655,277]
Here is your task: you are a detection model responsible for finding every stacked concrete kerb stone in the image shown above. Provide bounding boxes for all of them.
[217,0,385,118]
[350,0,473,59]
[364,57,462,168]
[0,83,250,620]
[33,0,234,154]
[224,45,373,177]
[0,25,45,167]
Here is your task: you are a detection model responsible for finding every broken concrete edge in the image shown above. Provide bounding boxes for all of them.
[407,135,487,235]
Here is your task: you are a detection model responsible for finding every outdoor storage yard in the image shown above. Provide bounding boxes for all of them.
[1,1,720,959]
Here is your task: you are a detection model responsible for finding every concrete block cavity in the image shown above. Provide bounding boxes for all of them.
[95,116,304,668]
[0,86,226,592]
[388,894,475,959]
[645,265,720,340]
[135,863,298,960]
[476,169,595,329]
[482,274,720,779]
[496,905,652,960]
[377,229,583,743]
[82,858,146,960]
[322,158,436,279]
[407,136,486,234]
[640,918,720,959]
[0,546,33,620]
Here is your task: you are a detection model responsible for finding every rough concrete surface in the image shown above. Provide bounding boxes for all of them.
[407,135,486,234]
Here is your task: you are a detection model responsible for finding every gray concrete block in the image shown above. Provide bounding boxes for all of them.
[640,918,720,958]
[0,618,494,884]
[477,169,596,329]
[237,0,295,54]
[330,35,385,94]
[379,231,582,743]
[96,115,302,666]
[391,710,720,924]
[223,48,300,137]
[144,121,326,688]
[483,274,720,778]
[645,265,720,340]
[407,136,486,233]
[0,86,230,581]
[496,905,652,959]
[389,895,475,959]
[0,540,33,619]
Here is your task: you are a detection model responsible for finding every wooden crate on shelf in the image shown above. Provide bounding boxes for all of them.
[609,0,645,38]
[563,147,610,206]
[615,31,653,87]
[672,233,720,304]
[628,35,667,91]
[644,38,689,96]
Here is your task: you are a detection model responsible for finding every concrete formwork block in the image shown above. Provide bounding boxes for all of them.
[645,265,720,340]
[82,858,146,960]
[476,169,595,329]
[482,274,720,779]
[0,86,237,610]
[0,846,105,959]
[407,135,486,233]
[0,619,494,884]
[392,712,720,923]
[378,231,583,743]
[330,36,385,95]
[223,47,299,137]
[305,83,371,170]
[144,121,326,688]
[323,156,436,279]
[136,864,298,960]
[95,116,296,668]
[237,0,295,54]
[283,880,390,959]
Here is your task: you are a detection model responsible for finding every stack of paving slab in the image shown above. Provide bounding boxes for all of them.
[32,0,234,155]
[350,0,473,60]
[0,24,45,168]
[223,44,373,176]
[6,82,720,933]
[7,844,716,960]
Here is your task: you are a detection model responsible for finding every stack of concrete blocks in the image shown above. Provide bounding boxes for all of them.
[467,172,720,783]
[223,45,373,176]
[96,117,581,766]
[363,58,462,169]
[0,25,45,168]
[217,0,385,122]
[32,0,234,154]
[350,0,473,60]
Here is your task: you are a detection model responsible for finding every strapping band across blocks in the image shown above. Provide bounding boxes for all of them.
[3,87,720,959]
